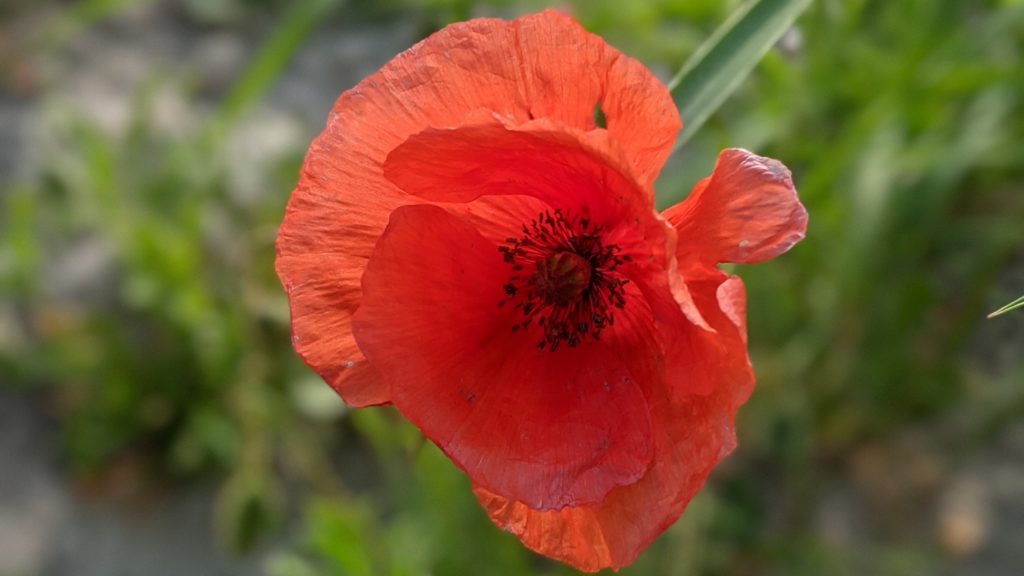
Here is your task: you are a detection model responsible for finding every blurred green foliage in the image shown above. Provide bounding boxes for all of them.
[2,0,1023,575]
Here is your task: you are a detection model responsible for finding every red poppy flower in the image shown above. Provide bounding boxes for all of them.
[276,10,806,572]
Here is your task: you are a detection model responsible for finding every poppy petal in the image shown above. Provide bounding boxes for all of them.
[352,204,655,510]
[458,194,552,246]
[648,291,733,396]
[507,11,681,184]
[277,11,680,403]
[276,183,394,406]
[474,274,753,572]
[384,120,652,219]
[385,119,715,335]
[716,275,748,344]
[663,148,807,266]
[390,119,748,392]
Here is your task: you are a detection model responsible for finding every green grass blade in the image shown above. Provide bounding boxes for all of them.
[988,294,1024,318]
[209,0,342,139]
[669,0,813,150]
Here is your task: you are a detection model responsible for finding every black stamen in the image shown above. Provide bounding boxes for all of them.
[497,209,629,351]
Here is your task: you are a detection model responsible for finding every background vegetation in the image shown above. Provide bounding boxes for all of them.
[1,0,1022,575]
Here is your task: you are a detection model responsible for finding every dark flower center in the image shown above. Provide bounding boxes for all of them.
[534,251,593,307]
[499,209,629,351]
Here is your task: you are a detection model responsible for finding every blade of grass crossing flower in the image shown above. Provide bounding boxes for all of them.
[669,0,813,150]
[988,294,1024,318]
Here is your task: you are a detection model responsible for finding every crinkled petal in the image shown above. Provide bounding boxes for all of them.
[385,120,713,332]
[645,283,734,396]
[663,148,807,267]
[276,185,393,406]
[276,149,412,406]
[352,204,656,510]
[384,120,652,218]
[277,11,681,403]
[474,274,753,572]
[505,11,681,184]
[716,275,748,344]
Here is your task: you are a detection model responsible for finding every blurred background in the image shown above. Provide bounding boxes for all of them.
[1,0,1023,574]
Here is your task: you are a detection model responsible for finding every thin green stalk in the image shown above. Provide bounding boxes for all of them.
[207,0,343,142]
[989,294,1024,318]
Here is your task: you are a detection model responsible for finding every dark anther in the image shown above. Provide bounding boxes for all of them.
[498,209,630,352]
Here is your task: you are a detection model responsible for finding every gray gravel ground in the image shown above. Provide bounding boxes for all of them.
[0,392,270,576]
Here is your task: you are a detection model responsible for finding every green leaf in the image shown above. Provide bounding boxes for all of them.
[989,294,1024,318]
[668,0,813,149]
